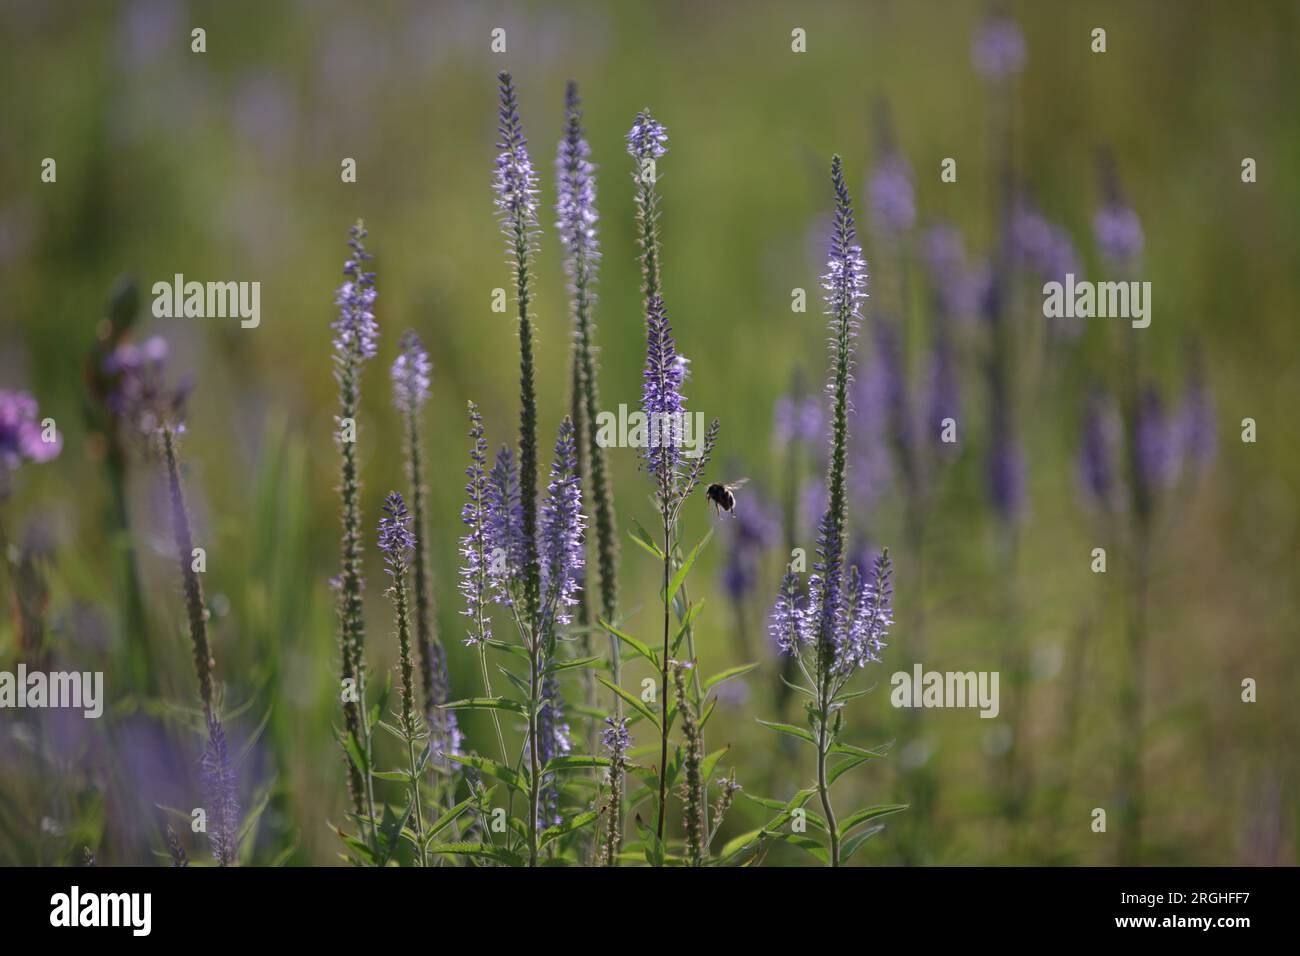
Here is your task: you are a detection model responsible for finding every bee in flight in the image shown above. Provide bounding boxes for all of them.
[705,478,749,517]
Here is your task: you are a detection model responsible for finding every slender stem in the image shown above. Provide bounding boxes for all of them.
[816,690,841,867]
[655,509,671,848]
[405,731,427,867]
[527,635,541,867]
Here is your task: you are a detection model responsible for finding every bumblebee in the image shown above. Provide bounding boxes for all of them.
[705,478,749,516]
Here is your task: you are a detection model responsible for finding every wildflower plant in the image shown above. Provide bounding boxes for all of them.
[391,331,461,777]
[755,157,905,867]
[330,221,380,844]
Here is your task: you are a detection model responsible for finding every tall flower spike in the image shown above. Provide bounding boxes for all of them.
[331,221,378,816]
[557,80,619,629]
[485,445,524,604]
[599,716,629,866]
[200,713,240,867]
[332,223,379,369]
[378,491,414,579]
[813,155,867,661]
[391,329,432,415]
[539,418,586,637]
[391,329,450,735]
[640,295,686,482]
[161,425,214,716]
[840,550,893,674]
[458,403,492,647]
[494,71,542,631]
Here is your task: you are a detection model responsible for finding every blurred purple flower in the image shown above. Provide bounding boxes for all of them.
[1093,205,1144,270]
[1136,387,1181,495]
[0,390,60,471]
[391,329,432,414]
[1178,367,1216,474]
[972,14,1026,78]
[773,391,823,450]
[721,486,779,601]
[1078,386,1120,508]
[869,152,916,235]
[101,336,190,435]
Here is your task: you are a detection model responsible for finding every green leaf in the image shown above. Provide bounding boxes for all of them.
[424,793,481,843]
[547,655,603,674]
[539,809,601,847]
[667,530,713,602]
[445,753,527,792]
[628,519,666,560]
[441,697,525,714]
[333,726,369,777]
[484,638,530,660]
[830,740,892,759]
[840,825,886,863]
[703,662,759,693]
[542,755,612,774]
[700,746,729,783]
[755,718,816,745]
[634,815,665,867]
[766,829,829,864]
[718,827,766,858]
[368,672,393,731]
[598,620,659,668]
[596,676,660,729]
[372,769,412,782]
[672,599,706,652]
[838,804,907,839]
[426,841,525,866]
[827,753,873,786]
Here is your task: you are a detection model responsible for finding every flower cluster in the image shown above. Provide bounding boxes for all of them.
[0,390,60,472]
[378,491,415,579]
[458,404,493,647]
[390,330,431,414]
[331,223,378,370]
[539,418,586,634]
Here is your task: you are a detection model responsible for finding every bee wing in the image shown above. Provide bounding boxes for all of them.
[727,478,750,490]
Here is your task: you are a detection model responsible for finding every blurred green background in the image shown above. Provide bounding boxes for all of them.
[1,0,1297,866]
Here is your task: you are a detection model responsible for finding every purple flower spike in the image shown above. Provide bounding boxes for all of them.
[1078,387,1120,507]
[332,223,378,367]
[869,152,916,235]
[458,404,493,647]
[840,550,893,672]
[972,14,1026,78]
[485,445,524,604]
[494,72,539,238]
[539,418,586,632]
[378,491,415,578]
[626,110,668,162]
[102,336,191,434]
[555,82,599,271]
[1136,387,1180,496]
[641,295,687,480]
[769,569,809,656]
[391,330,431,414]
[823,159,868,341]
[0,390,60,471]
[1179,367,1216,474]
